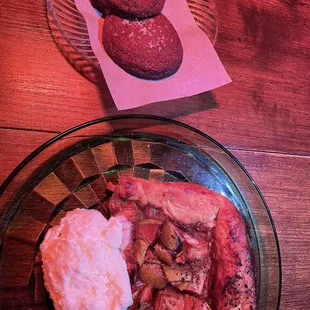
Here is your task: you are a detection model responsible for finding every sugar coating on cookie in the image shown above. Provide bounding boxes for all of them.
[102,14,183,80]
[106,0,165,18]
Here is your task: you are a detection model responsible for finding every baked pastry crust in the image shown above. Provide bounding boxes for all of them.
[108,177,256,310]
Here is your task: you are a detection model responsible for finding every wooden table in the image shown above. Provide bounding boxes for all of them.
[0,0,309,308]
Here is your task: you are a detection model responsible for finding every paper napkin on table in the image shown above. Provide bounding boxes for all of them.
[75,0,231,110]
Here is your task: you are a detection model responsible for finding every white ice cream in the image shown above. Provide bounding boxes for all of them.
[40,209,133,310]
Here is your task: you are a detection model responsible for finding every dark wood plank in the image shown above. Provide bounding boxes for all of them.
[0,129,55,186]
[230,149,310,310]
[0,0,309,155]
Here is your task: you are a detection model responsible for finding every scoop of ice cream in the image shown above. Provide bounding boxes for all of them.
[40,208,133,310]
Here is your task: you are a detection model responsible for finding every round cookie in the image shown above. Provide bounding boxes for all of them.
[102,14,183,80]
[106,0,165,18]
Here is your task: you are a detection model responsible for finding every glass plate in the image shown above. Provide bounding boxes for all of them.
[0,115,281,309]
[46,0,218,69]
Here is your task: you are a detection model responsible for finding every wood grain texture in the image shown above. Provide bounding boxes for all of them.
[231,149,310,310]
[0,0,309,308]
[0,129,56,185]
[0,0,309,154]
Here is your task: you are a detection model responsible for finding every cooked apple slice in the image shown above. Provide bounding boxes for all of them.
[134,239,149,266]
[160,221,181,251]
[169,280,190,291]
[153,243,173,266]
[185,268,208,296]
[135,219,161,244]
[139,264,167,289]
[144,249,161,264]
[176,242,210,264]
[176,281,190,291]
[163,265,192,282]
[175,250,186,264]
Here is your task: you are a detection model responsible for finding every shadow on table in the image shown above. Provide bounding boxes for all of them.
[47,13,218,119]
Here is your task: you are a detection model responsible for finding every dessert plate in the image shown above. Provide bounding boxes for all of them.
[0,115,281,309]
[46,0,218,69]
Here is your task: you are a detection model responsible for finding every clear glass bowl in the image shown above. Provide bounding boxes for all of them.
[46,0,218,69]
[0,115,281,309]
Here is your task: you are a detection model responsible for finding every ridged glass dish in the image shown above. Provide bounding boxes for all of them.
[46,0,218,69]
[0,115,281,309]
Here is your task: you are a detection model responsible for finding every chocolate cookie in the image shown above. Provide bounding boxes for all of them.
[106,0,165,18]
[102,14,183,80]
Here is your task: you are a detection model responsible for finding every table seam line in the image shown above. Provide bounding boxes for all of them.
[1,126,309,158]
